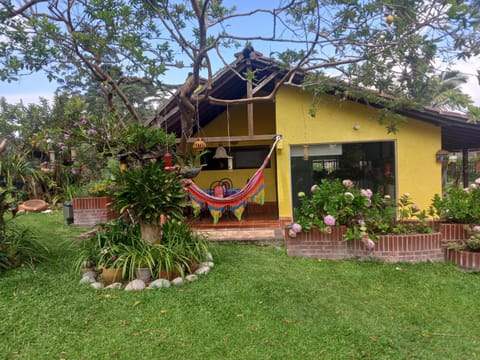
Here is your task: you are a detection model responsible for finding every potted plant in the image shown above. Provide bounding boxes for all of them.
[160,220,209,275]
[111,161,187,243]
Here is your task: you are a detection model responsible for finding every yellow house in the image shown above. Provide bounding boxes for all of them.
[151,51,480,229]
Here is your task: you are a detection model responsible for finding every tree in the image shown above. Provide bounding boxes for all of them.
[1,0,479,152]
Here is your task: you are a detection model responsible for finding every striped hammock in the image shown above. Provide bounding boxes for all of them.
[183,136,281,224]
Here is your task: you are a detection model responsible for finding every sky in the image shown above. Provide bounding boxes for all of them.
[0,0,479,108]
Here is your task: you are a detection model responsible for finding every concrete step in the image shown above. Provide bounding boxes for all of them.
[195,227,285,246]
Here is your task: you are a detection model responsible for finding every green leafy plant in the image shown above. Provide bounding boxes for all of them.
[294,179,433,241]
[430,181,480,224]
[111,161,187,224]
[449,225,480,252]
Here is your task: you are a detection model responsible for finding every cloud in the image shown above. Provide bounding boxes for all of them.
[1,92,54,105]
[453,56,480,107]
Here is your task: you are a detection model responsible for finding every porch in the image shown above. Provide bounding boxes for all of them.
[190,202,285,245]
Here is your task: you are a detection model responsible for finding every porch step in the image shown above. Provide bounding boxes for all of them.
[195,227,285,245]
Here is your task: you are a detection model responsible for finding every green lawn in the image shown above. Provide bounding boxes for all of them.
[1,212,479,359]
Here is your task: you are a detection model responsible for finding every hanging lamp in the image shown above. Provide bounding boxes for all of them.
[213,145,229,159]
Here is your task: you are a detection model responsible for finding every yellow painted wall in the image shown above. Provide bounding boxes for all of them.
[275,86,442,219]
[191,102,278,202]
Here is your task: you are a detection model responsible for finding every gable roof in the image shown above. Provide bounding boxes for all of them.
[150,51,480,152]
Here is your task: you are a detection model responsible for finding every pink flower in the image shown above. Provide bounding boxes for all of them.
[324,215,336,226]
[364,238,375,250]
[311,184,319,193]
[342,179,354,188]
[475,178,480,185]
[292,223,302,233]
[473,226,480,233]
[361,189,372,198]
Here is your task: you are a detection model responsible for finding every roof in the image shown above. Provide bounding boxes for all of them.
[150,51,480,152]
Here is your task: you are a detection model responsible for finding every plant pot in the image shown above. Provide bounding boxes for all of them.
[102,268,123,284]
[140,221,163,243]
[136,267,152,283]
[159,270,180,280]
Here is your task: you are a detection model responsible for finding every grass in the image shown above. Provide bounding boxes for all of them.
[1,212,480,359]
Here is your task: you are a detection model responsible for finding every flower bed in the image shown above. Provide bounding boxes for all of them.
[73,196,118,227]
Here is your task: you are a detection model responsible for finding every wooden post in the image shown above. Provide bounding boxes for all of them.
[462,148,469,188]
[246,59,254,137]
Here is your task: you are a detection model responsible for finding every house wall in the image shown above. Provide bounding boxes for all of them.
[275,86,442,221]
[192,102,278,202]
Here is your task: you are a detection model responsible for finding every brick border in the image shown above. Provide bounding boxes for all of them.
[444,248,480,272]
[286,228,443,263]
[72,197,118,227]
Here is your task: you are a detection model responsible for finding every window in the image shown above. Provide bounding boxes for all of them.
[201,146,270,170]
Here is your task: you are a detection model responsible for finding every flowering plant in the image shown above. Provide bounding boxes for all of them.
[430,179,480,224]
[293,179,432,241]
[449,225,480,252]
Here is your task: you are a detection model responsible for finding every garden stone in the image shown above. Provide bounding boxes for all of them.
[91,282,104,290]
[125,279,146,292]
[200,261,214,268]
[105,282,123,290]
[148,279,171,289]
[171,277,184,286]
[79,271,97,284]
[195,266,210,275]
[185,274,198,282]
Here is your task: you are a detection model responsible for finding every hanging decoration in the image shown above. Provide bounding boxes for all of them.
[193,137,207,151]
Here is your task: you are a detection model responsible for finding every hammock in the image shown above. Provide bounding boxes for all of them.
[184,136,281,224]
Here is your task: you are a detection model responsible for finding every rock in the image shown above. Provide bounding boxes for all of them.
[185,274,198,282]
[125,279,146,292]
[171,277,184,286]
[200,261,214,268]
[79,271,97,284]
[105,282,123,290]
[148,279,171,289]
[91,282,104,290]
[195,266,210,275]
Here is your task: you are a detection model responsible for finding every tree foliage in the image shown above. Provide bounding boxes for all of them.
[1,0,479,143]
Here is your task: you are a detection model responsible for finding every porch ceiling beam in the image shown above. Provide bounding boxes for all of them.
[252,72,279,95]
[176,134,280,143]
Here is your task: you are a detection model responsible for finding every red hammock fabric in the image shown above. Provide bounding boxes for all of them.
[184,170,264,223]
[183,136,280,224]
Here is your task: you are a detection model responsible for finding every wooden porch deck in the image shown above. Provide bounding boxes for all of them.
[189,203,285,245]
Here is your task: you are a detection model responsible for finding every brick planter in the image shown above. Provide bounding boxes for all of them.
[285,226,349,260]
[285,228,443,263]
[440,223,469,242]
[72,197,118,227]
[445,248,480,272]
[348,232,444,263]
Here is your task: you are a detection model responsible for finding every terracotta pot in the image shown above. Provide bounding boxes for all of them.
[159,270,180,280]
[102,268,123,284]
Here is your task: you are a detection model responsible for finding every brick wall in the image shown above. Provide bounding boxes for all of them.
[348,233,444,263]
[72,197,118,227]
[285,226,351,260]
[286,228,443,263]
[444,248,480,271]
